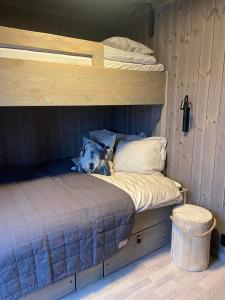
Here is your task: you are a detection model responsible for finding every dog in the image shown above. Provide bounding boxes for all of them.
[71,136,115,176]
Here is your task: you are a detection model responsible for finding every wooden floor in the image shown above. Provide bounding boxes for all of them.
[63,246,225,300]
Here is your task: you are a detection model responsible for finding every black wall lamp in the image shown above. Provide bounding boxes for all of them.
[180,95,191,133]
[148,8,155,37]
[136,3,154,37]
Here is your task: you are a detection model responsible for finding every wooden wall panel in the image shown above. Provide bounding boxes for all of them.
[0,106,160,166]
[172,0,191,183]
[161,1,178,177]
[190,0,215,206]
[125,0,225,248]
[150,0,225,249]
[0,107,113,166]
[113,106,162,136]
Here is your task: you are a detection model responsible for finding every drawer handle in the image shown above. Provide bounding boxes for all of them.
[137,234,142,244]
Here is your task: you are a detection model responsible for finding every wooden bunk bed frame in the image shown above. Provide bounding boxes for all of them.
[0,26,166,107]
[0,26,173,299]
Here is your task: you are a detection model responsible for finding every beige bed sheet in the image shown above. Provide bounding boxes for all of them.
[92,172,182,212]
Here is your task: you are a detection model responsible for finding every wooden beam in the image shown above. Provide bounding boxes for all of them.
[0,57,166,106]
[0,26,104,66]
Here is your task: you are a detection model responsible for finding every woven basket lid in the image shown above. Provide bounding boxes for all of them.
[172,204,213,236]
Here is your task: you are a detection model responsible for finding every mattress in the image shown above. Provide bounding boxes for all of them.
[92,172,182,212]
[0,48,164,72]
[104,60,164,71]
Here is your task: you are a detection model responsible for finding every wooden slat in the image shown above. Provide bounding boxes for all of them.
[166,0,183,179]
[210,0,225,248]
[0,57,166,106]
[0,26,104,66]
[151,0,225,252]
[190,0,216,204]
[163,0,179,176]
[200,0,225,210]
[219,64,225,235]
[181,0,203,190]
[171,0,191,184]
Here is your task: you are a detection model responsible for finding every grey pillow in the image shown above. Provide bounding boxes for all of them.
[89,129,145,144]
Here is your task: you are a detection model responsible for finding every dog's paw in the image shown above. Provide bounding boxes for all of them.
[71,166,76,171]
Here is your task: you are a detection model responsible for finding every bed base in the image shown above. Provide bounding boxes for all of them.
[21,204,177,300]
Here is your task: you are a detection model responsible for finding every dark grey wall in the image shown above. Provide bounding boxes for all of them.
[0,106,161,166]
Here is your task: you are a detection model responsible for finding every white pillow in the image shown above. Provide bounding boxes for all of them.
[103,37,154,55]
[113,137,167,173]
[104,45,157,65]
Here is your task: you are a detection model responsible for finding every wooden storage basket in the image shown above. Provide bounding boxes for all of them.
[170,204,216,272]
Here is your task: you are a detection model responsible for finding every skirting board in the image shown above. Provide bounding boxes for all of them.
[21,204,178,300]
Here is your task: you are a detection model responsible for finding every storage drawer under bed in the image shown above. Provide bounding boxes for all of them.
[132,205,175,234]
[104,220,171,276]
[21,208,173,299]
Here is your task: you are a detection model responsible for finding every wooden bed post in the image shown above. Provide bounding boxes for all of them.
[160,70,168,137]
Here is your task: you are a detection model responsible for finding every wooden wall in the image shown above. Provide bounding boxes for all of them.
[0,107,113,166]
[142,0,225,248]
[114,106,162,136]
[0,106,160,166]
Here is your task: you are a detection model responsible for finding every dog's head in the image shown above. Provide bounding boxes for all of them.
[76,137,108,173]
[72,135,116,175]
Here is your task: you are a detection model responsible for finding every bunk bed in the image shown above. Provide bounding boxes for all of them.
[0,26,166,106]
[0,26,179,300]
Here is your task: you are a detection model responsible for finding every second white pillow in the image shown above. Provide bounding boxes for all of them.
[113,137,167,174]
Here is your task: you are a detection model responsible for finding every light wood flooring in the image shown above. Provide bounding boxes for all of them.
[63,246,225,300]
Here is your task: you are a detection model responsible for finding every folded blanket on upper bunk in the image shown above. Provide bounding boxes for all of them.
[104,45,157,65]
[0,173,135,300]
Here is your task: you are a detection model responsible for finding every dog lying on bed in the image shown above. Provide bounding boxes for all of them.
[71,136,115,176]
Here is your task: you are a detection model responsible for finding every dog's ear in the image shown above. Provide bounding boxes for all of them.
[96,142,104,151]
[99,135,116,148]
[80,145,86,157]
[99,148,108,160]
[82,136,91,145]
[71,162,79,172]
[98,141,110,150]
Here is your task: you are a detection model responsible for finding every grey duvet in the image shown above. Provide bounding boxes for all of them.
[0,173,135,300]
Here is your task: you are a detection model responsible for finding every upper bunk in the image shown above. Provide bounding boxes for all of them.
[0,26,166,106]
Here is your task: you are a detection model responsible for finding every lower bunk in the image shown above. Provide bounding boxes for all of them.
[21,205,178,300]
[0,161,185,300]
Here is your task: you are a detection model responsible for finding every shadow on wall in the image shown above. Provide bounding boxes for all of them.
[0,105,163,167]
[113,105,162,137]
